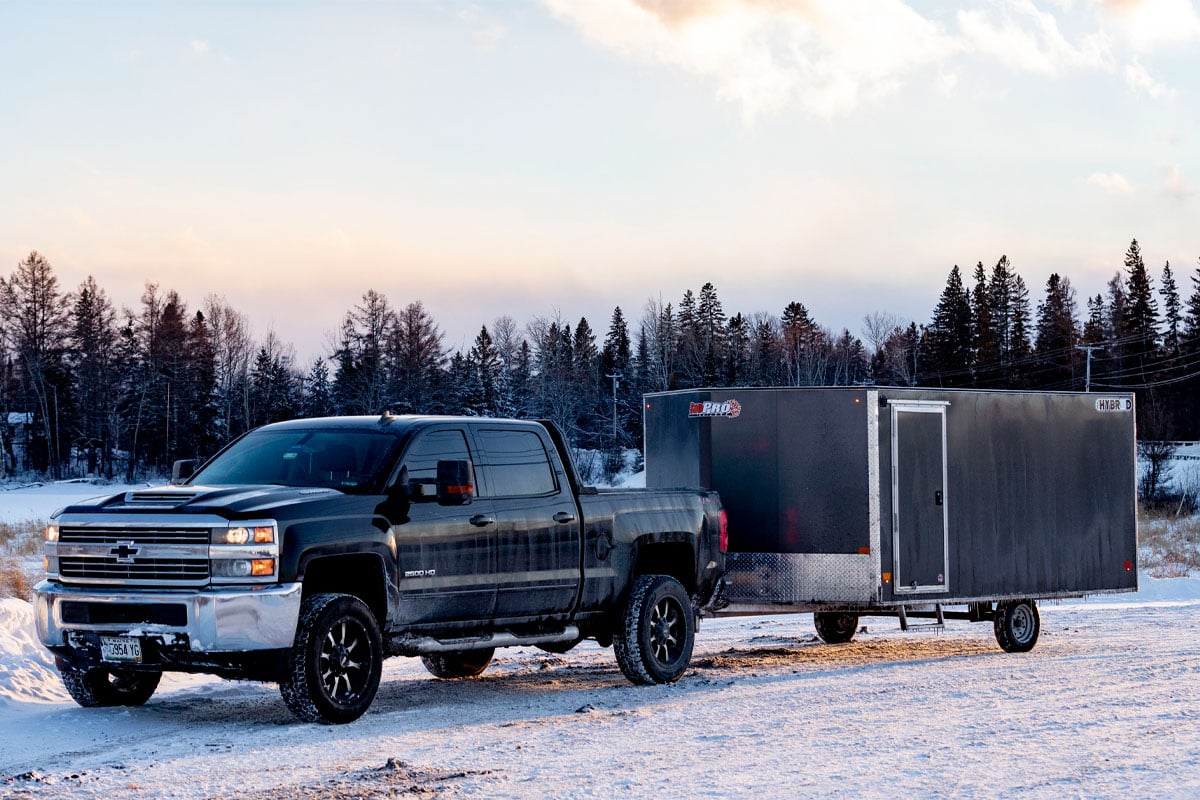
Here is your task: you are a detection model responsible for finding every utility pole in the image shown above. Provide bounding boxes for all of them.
[1076,345,1103,392]
[606,373,621,450]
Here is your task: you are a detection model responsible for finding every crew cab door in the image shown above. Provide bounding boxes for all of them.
[392,427,496,624]
[474,427,583,622]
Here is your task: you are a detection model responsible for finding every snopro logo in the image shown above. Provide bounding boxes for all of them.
[688,399,742,419]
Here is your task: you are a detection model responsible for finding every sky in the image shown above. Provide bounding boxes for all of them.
[1,0,1197,362]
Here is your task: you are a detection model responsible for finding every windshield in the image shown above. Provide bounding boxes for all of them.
[189,428,402,494]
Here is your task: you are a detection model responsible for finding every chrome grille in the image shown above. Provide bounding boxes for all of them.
[59,526,211,545]
[59,556,210,582]
[52,520,216,587]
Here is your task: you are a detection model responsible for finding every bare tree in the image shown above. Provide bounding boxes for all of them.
[204,295,253,440]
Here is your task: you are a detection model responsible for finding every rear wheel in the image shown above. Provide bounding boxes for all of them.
[614,574,695,685]
[994,600,1040,653]
[421,648,494,679]
[813,611,860,644]
[280,593,383,724]
[55,658,161,707]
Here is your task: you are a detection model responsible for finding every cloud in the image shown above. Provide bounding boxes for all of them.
[1088,172,1136,194]
[541,0,958,121]
[956,0,1112,75]
[1163,165,1193,199]
[190,40,211,56]
[1097,0,1200,50]
[457,7,507,51]
[1124,58,1175,97]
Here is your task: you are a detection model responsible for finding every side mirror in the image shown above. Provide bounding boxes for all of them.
[436,460,474,506]
[171,459,195,485]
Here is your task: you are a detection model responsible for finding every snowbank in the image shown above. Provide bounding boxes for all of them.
[0,598,66,706]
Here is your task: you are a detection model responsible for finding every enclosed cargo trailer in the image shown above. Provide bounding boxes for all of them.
[644,387,1138,651]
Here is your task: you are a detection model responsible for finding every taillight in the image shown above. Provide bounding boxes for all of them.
[719,509,729,553]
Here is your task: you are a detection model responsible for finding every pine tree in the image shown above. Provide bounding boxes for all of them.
[302,358,336,418]
[971,261,997,387]
[1160,261,1182,357]
[1034,273,1079,390]
[66,276,119,475]
[723,313,751,386]
[466,325,502,417]
[388,300,444,414]
[926,265,973,387]
[1123,239,1159,357]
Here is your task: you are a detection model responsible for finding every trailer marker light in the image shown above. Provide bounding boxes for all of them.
[1125,561,1132,571]
[858,547,871,555]
[882,572,892,583]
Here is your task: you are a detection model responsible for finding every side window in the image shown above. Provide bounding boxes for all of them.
[400,430,473,495]
[478,429,557,497]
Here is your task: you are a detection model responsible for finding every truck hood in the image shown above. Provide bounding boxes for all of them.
[57,484,351,518]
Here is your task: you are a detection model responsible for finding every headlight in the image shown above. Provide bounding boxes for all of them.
[45,524,59,542]
[209,521,279,584]
[213,524,276,545]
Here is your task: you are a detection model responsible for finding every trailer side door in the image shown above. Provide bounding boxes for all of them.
[891,402,950,594]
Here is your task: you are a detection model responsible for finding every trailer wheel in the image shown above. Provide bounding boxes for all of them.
[814,612,860,644]
[420,648,494,679]
[994,600,1040,653]
[55,658,161,707]
[614,574,695,685]
[280,593,383,724]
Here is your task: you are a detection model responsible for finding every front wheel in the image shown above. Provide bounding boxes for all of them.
[814,611,860,644]
[280,593,383,724]
[55,658,161,707]
[994,599,1040,653]
[420,648,494,679]
[614,574,695,685]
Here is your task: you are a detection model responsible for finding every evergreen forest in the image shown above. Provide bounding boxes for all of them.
[1,239,1195,484]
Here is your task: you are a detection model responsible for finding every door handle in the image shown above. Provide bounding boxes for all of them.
[469,514,495,527]
[553,511,576,524]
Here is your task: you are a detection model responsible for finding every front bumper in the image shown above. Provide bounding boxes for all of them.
[34,580,303,653]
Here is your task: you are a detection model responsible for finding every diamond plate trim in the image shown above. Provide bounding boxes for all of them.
[725,552,877,604]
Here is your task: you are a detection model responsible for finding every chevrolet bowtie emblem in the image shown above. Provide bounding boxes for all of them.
[111,541,140,563]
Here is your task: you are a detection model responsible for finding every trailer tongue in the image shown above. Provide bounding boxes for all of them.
[644,387,1138,652]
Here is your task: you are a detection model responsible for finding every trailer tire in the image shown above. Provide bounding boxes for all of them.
[994,600,1040,653]
[280,593,383,724]
[614,574,695,685]
[55,658,161,707]
[814,612,860,644]
[420,648,495,679]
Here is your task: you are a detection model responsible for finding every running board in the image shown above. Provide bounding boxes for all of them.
[897,604,945,633]
[389,625,580,656]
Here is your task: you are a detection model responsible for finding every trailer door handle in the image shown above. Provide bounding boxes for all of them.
[934,490,944,506]
[553,511,576,524]
[469,514,495,527]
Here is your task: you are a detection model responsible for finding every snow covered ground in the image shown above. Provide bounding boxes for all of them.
[2,482,1199,799]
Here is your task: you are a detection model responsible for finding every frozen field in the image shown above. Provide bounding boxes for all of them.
[2,481,1198,799]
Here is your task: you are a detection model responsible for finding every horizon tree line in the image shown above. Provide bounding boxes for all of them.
[1,240,1197,482]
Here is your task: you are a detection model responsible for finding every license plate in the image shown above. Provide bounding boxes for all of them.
[100,637,143,664]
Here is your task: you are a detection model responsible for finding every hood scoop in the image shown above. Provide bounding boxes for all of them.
[122,489,199,508]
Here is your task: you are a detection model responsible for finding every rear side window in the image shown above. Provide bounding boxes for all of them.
[400,430,473,493]
[478,429,557,497]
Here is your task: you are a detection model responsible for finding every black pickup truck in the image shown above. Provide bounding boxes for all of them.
[34,414,725,723]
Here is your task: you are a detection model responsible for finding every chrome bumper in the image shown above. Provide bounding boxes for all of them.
[34,581,303,652]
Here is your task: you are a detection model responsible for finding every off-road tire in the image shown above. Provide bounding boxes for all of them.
[420,648,494,679]
[55,657,161,707]
[994,599,1040,653]
[613,574,695,685]
[280,593,383,724]
[814,611,860,644]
